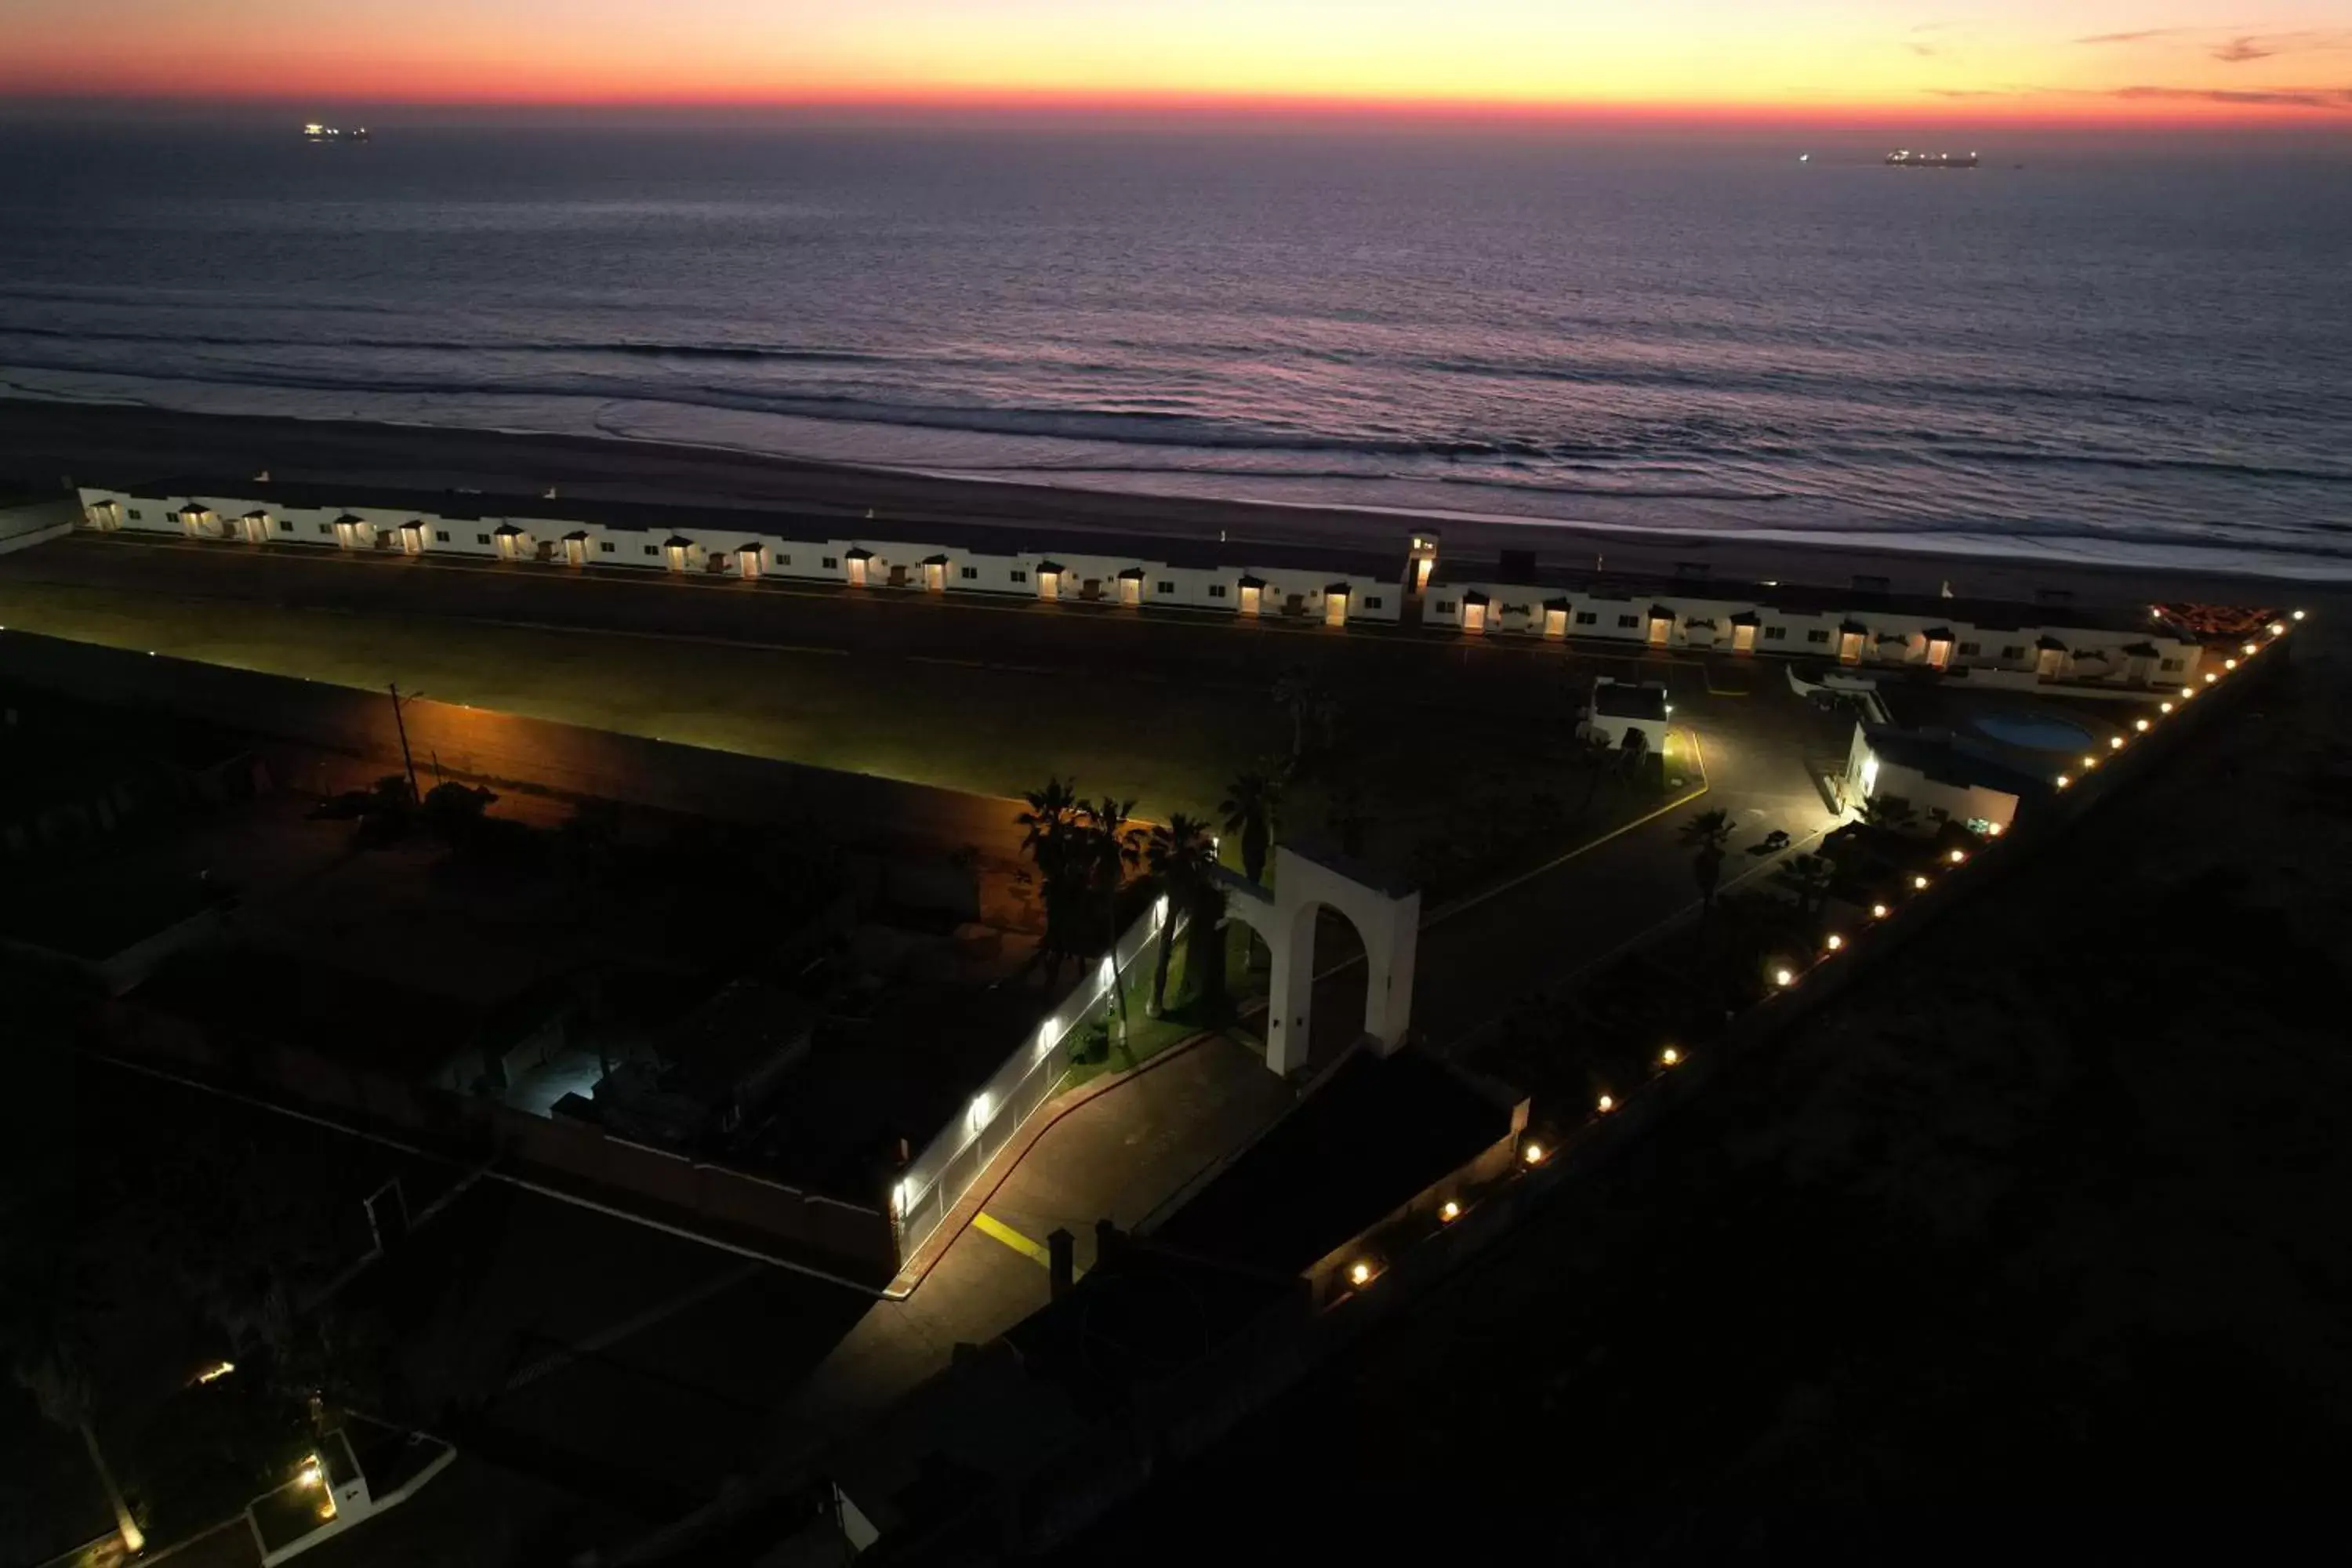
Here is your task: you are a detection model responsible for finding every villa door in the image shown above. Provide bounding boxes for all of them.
[1648,616,1671,648]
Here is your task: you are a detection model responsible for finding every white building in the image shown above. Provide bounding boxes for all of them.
[1842,723,2054,833]
[72,481,2208,690]
[1578,676,1671,753]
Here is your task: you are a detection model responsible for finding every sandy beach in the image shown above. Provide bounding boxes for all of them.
[0,397,2321,610]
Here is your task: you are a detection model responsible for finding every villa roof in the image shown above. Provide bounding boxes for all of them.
[922,553,951,566]
[844,546,874,560]
[334,513,365,525]
[2036,634,2067,651]
[493,522,525,535]
[663,534,694,548]
[1593,681,1668,721]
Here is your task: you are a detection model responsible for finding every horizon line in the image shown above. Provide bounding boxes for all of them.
[3,85,2347,129]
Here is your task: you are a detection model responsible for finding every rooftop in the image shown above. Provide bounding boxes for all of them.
[107,474,1407,581]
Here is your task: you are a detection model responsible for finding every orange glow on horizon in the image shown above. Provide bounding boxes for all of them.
[5,3,2349,125]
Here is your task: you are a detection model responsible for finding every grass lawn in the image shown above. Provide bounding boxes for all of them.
[0,577,1679,903]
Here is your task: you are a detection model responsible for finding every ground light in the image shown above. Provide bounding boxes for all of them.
[2136,719,2151,732]
[2224,659,2238,671]
[1596,1094,1615,1113]
[1824,935,1844,951]
[2295,610,2307,621]
[1949,849,1967,864]
[2109,736,2125,750]
[1912,874,1930,890]
[1661,1045,1682,1065]
[2271,622,2288,635]
[1348,1261,1374,1287]
[2161,702,2174,713]
[2243,643,2258,656]
[1439,1200,1461,1222]
[1871,902,1889,918]
[2206,672,2220,684]
[1985,822,2005,837]
[2181,685,2196,699]
[1774,967,1795,987]
[2056,775,2071,789]
[1523,1140,1548,1165]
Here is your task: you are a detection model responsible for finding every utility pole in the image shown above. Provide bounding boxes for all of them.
[388,683,421,803]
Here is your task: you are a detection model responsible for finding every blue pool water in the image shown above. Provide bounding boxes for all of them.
[1972,711,2096,752]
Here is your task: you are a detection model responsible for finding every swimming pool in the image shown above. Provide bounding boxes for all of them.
[1971,710,2096,752]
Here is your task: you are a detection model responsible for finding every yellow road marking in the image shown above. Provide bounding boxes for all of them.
[1425,726,1710,929]
[972,1211,1054,1269]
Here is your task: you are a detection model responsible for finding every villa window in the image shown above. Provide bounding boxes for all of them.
[961,566,979,580]
[600,541,615,554]
[1365,596,1383,610]
[1575,611,1598,626]
[1156,580,1174,594]
[1806,629,1830,644]
[1763,626,1786,641]
[318,523,333,535]
[2160,656,2183,672]
[1011,569,1029,583]
[2001,644,2026,661]
[278,519,294,532]
[1436,600,1456,615]
[1958,641,1980,655]
[822,556,839,569]
[644,544,659,556]
[1208,583,1226,599]
[434,530,450,543]
[477,534,492,546]
[1617,614,1639,629]
[129,508,143,520]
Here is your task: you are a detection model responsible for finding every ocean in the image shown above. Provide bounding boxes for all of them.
[1,123,2347,578]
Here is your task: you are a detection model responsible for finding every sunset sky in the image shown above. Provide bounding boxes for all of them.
[5,2,2350,119]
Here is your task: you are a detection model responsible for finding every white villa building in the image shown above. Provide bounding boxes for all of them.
[74,481,2209,691]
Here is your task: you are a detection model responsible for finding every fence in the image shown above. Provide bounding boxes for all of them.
[892,895,1179,1262]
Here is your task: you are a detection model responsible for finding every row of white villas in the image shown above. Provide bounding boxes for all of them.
[76,485,2209,690]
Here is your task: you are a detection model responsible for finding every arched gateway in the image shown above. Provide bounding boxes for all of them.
[1218,844,1421,1076]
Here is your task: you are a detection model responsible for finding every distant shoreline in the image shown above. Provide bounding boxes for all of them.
[0,395,2318,606]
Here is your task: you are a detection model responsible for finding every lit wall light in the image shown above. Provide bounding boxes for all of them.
[891,1178,911,1217]
[2135,719,2150,732]
[1871,902,1889,918]
[968,1093,991,1133]
[2108,736,2124,751]
[1523,1140,1548,1165]
[2223,659,2238,672]
[194,1359,236,1385]
[2081,756,2097,770]
[1824,935,1843,951]
[1439,1200,1461,1222]
[2205,672,2219,684]
[2159,702,2173,713]
[1985,822,2005,837]
[2270,622,2287,635]
[1912,874,1929,890]
[1949,849,1966,864]
[2242,643,2257,656]
[297,1459,324,1490]
[1596,1094,1615,1113]
[1348,1260,1374,1287]
[2056,775,2071,789]
[2293,610,2306,621]
[1774,967,1795,987]
[1661,1045,1682,1065]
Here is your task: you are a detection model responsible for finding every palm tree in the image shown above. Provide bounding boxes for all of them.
[6,1270,143,1554]
[1271,666,1320,771]
[1565,729,1616,815]
[1775,851,1836,918]
[1860,793,1918,833]
[1080,797,1144,1031]
[1219,771,1282,884]
[1144,814,1217,1015]
[1015,777,1085,982]
[1679,806,1736,916]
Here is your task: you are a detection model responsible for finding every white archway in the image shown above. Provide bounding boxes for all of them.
[1219,844,1420,1076]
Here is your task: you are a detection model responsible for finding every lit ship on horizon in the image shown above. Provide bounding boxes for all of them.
[1886,149,1977,169]
[302,122,371,142]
